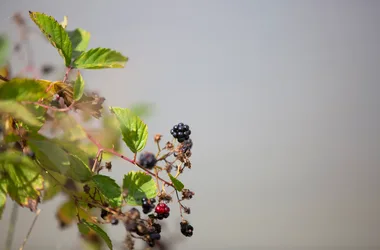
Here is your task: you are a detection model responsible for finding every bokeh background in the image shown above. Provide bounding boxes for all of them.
[1,0,380,249]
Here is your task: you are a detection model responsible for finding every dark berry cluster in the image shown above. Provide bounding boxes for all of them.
[138,152,157,169]
[124,208,162,248]
[180,220,194,237]
[155,203,170,220]
[142,197,156,214]
[170,122,191,143]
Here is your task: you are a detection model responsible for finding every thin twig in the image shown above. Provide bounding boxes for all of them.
[19,209,41,250]
[92,149,103,172]
[5,202,19,250]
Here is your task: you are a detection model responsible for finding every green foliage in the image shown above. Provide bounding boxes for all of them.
[0,101,42,127]
[29,12,72,66]
[123,171,157,205]
[73,48,128,69]
[28,137,71,173]
[109,107,148,153]
[92,175,122,208]
[67,154,92,182]
[0,151,43,211]
[168,173,185,191]
[41,172,61,201]
[68,28,91,59]
[0,184,6,219]
[0,35,10,67]
[73,71,85,101]
[78,220,113,250]
[0,78,49,101]
[29,137,92,182]
[0,10,195,250]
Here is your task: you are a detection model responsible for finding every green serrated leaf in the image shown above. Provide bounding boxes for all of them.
[0,78,50,101]
[92,175,122,208]
[29,12,72,66]
[168,173,184,191]
[67,154,92,182]
[0,151,43,211]
[109,107,148,153]
[0,101,42,127]
[123,171,157,205]
[68,28,91,58]
[0,184,6,219]
[73,48,127,69]
[0,35,10,67]
[73,71,85,101]
[78,220,113,250]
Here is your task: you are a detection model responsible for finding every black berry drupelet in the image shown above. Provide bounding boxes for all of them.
[141,197,156,214]
[138,152,157,169]
[180,221,194,237]
[171,122,191,143]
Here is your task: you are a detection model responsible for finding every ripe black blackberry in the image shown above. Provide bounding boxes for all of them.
[141,197,156,214]
[170,122,191,143]
[180,221,194,237]
[152,223,161,233]
[138,152,157,169]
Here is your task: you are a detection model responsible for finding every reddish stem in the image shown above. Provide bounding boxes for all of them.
[26,101,75,112]
[86,132,173,187]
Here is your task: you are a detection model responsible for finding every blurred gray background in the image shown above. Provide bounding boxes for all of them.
[1,0,380,249]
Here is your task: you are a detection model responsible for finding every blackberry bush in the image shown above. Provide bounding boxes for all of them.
[0,11,196,250]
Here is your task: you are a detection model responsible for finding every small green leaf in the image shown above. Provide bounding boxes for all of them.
[0,151,44,211]
[78,220,113,250]
[68,28,91,58]
[0,101,42,127]
[92,175,122,208]
[109,107,148,153]
[29,12,72,66]
[73,48,127,69]
[0,184,6,219]
[0,35,10,67]
[73,71,85,101]
[67,154,92,182]
[0,78,49,101]
[168,173,184,191]
[123,171,157,205]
